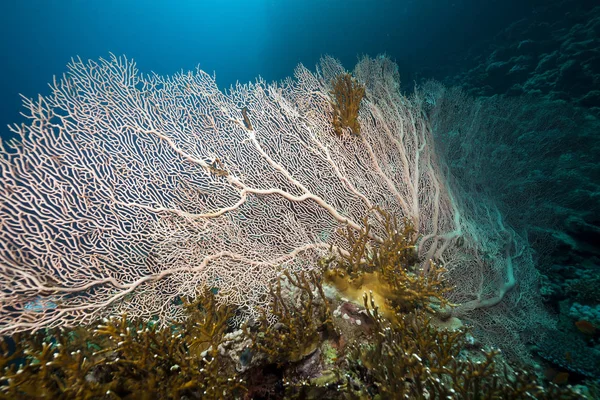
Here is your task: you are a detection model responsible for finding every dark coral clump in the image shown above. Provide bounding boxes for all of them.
[340,292,580,399]
[245,269,337,366]
[0,289,245,399]
[330,73,366,137]
[325,207,450,316]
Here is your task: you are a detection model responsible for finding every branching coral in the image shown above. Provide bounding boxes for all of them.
[342,292,580,399]
[325,207,450,316]
[329,72,366,136]
[307,207,581,399]
[0,290,245,399]
[245,270,336,366]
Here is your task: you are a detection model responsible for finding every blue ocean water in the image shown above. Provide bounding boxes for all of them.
[0,0,533,141]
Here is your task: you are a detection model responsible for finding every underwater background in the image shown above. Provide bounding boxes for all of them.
[0,0,599,398]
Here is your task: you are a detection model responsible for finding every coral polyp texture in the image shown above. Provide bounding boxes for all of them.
[0,55,547,359]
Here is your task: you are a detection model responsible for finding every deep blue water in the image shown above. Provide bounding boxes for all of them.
[0,0,538,141]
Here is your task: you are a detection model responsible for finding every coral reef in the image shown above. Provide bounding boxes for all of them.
[341,293,579,399]
[282,211,584,398]
[536,329,600,379]
[0,50,592,397]
[0,56,549,382]
[0,290,245,399]
[427,6,600,382]
[0,208,589,398]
